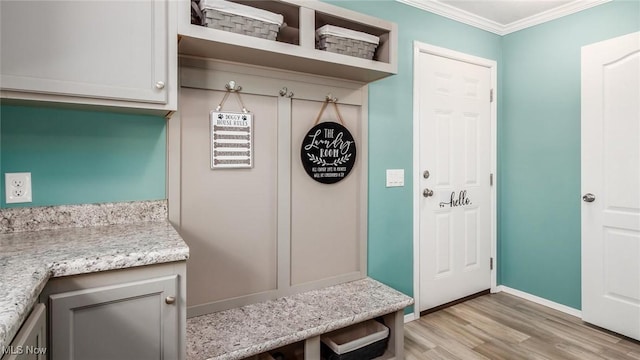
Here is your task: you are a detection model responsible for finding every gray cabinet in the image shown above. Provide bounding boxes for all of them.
[0,0,177,113]
[2,304,46,360]
[49,275,179,360]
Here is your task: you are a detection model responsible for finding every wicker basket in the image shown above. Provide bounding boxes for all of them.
[316,25,379,60]
[200,0,283,41]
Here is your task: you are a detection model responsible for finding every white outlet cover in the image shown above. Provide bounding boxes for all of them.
[5,172,32,204]
[386,169,405,187]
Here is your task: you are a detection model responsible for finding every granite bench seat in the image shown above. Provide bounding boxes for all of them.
[186,277,414,360]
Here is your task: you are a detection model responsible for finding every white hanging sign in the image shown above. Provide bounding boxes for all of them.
[210,111,253,169]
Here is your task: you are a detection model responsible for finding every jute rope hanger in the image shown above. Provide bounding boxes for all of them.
[314,94,345,126]
[216,81,249,113]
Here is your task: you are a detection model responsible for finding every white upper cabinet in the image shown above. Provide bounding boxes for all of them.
[0,0,177,113]
[177,0,397,83]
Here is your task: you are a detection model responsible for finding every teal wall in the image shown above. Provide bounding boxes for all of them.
[500,0,640,309]
[0,105,166,208]
[327,1,502,304]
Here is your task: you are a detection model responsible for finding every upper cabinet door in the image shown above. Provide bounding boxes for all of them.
[0,0,168,104]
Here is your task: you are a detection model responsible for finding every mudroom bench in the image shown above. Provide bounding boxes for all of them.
[186,278,414,360]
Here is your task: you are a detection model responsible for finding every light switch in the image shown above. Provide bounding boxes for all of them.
[386,169,404,187]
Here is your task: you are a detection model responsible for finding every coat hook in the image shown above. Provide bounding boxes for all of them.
[280,87,294,98]
[325,93,338,103]
[225,80,242,92]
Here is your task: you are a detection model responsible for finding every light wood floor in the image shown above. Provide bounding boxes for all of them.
[405,293,640,360]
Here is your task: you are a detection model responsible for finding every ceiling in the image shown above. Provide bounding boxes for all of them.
[398,0,611,35]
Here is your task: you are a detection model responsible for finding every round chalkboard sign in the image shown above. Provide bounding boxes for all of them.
[300,122,357,184]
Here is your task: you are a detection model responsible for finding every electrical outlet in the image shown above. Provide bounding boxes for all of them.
[5,173,32,204]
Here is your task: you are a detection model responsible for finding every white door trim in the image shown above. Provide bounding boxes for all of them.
[412,41,498,320]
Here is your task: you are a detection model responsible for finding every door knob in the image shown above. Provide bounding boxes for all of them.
[155,81,165,89]
[423,188,434,197]
[165,296,176,304]
[583,193,596,202]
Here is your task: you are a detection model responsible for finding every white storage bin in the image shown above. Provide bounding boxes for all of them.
[199,0,284,41]
[321,320,389,359]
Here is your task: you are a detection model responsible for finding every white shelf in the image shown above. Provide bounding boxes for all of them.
[177,0,397,83]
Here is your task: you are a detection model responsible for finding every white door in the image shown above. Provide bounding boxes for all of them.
[416,46,493,311]
[581,31,640,340]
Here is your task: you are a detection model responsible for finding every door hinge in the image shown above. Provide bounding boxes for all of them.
[490,257,494,270]
[490,89,494,103]
[490,173,494,186]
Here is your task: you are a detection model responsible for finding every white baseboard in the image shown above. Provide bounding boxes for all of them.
[496,285,582,318]
[404,313,417,323]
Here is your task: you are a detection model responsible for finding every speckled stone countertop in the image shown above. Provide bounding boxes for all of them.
[0,201,189,352]
[186,278,414,360]
[0,200,168,234]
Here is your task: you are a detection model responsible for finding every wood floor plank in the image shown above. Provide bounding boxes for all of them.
[627,349,640,360]
[555,342,609,360]
[473,338,545,360]
[620,339,640,355]
[518,336,576,360]
[424,311,486,348]
[406,321,438,349]
[600,348,640,360]
[445,303,530,344]
[408,315,492,360]
[422,346,463,360]
[405,335,431,359]
[463,296,562,343]
[405,293,640,360]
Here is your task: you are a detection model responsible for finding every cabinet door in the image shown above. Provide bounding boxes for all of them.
[49,275,178,360]
[0,0,167,104]
[2,304,46,360]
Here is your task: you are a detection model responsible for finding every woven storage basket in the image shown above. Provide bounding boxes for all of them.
[316,25,379,60]
[200,0,283,41]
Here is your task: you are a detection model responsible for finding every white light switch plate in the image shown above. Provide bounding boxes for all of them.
[386,169,404,187]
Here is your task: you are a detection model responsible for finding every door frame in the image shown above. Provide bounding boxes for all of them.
[411,41,498,320]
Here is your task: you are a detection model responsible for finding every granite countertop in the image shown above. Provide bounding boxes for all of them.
[0,201,189,352]
[186,277,414,360]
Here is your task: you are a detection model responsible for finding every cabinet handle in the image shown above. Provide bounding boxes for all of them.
[155,81,166,90]
[165,296,176,304]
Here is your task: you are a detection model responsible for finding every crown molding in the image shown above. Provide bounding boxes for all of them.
[397,0,506,34]
[503,0,611,34]
[396,0,612,36]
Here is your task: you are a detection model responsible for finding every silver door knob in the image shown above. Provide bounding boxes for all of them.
[583,193,596,202]
[155,81,165,89]
[165,296,176,304]
[423,188,434,197]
